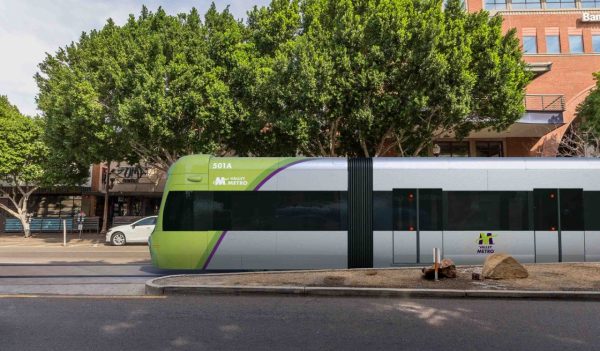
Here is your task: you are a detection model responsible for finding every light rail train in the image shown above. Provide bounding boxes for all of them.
[149,155,600,270]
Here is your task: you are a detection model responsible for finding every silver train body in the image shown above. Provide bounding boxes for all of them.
[200,158,600,270]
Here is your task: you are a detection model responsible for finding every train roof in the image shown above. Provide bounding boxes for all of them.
[372,157,600,170]
[169,154,600,174]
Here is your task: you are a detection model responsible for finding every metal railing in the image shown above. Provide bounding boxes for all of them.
[525,94,565,112]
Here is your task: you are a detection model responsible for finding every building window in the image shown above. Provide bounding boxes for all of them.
[436,141,470,157]
[545,0,576,8]
[569,35,584,53]
[546,35,561,54]
[485,0,507,9]
[523,35,537,54]
[593,35,600,53]
[511,0,541,9]
[581,0,600,8]
[475,141,503,157]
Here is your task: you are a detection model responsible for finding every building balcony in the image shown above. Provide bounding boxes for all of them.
[468,94,565,139]
[525,94,565,112]
[520,94,564,128]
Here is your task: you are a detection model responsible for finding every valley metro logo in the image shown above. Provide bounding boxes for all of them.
[212,176,248,186]
[476,232,497,254]
[213,177,227,186]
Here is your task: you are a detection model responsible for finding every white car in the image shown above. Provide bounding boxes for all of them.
[105,216,157,246]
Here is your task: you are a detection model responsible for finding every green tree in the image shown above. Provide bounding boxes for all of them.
[116,5,245,170]
[37,19,133,234]
[244,0,530,156]
[38,5,247,172]
[0,96,48,237]
[37,6,245,232]
[36,0,531,196]
[564,72,600,157]
[577,72,600,137]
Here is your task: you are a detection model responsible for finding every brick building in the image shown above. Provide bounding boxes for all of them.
[435,1,600,157]
[89,162,166,225]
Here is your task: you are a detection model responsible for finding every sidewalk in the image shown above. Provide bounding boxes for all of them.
[146,263,600,299]
[0,232,105,247]
[0,233,150,264]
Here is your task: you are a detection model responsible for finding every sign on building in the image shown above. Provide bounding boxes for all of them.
[582,12,600,23]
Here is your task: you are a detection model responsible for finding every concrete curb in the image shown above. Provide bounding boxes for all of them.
[145,278,600,300]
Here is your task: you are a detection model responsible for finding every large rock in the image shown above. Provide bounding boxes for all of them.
[422,258,457,280]
[482,253,528,279]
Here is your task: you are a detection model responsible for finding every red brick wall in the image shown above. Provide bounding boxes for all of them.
[463,3,600,155]
[506,137,539,156]
[466,0,484,12]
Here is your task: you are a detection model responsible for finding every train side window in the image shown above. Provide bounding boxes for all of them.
[560,189,583,231]
[505,192,530,230]
[584,192,600,231]
[419,189,442,231]
[212,192,233,230]
[163,191,212,231]
[373,192,393,230]
[275,191,347,230]
[446,191,529,231]
[164,191,347,231]
[230,192,278,230]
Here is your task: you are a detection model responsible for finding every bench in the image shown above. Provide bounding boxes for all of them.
[4,217,73,233]
[77,216,100,233]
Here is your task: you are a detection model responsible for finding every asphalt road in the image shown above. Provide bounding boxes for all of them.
[0,263,166,295]
[1,295,598,351]
[0,244,161,295]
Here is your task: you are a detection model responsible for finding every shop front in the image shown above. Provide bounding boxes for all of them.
[91,162,166,227]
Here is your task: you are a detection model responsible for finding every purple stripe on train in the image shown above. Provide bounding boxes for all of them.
[202,159,309,269]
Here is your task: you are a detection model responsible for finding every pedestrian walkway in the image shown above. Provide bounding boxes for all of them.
[0,233,105,247]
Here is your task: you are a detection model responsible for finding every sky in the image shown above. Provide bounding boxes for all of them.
[0,0,269,116]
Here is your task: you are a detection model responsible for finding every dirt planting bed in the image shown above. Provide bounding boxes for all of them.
[155,263,600,291]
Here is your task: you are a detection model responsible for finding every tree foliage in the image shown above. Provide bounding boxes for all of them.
[37,5,244,172]
[243,0,530,156]
[577,72,600,137]
[37,0,530,167]
[565,71,600,157]
[0,96,48,237]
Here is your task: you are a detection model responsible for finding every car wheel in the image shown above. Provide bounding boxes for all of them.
[111,232,126,246]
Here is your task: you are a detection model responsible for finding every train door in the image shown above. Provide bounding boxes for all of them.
[533,189,584,262]
[392,189,443,264]
[392,189,417,264]
[533,189,559,263]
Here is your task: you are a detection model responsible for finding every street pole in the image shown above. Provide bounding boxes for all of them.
[433,248,440,281]
[100,161,111,235]
[63,219,67,247]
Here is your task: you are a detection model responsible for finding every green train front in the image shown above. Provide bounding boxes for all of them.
[150,155,351,270]
[150,156,600,270]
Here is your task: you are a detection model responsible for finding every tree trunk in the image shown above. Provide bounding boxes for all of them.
[22,195,30,238]
[100,162,111,235]
[0,186,38,238]
[22,218,31,238]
